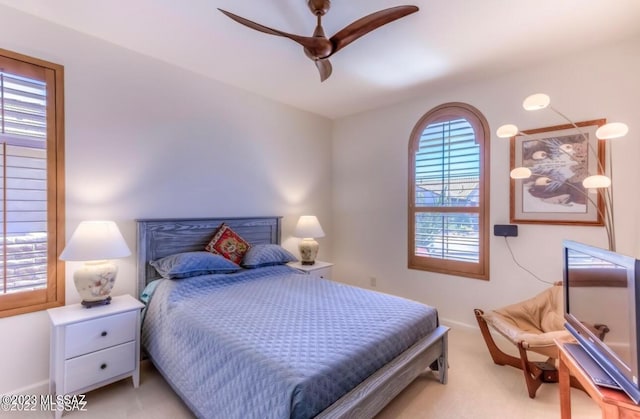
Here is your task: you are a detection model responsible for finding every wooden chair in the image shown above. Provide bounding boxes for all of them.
[474,284,609,398]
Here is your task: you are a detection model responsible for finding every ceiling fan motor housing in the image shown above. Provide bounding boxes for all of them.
[308,0,331,16]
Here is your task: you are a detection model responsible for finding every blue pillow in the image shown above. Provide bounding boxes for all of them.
[242,244,297,268]
[150,251,240,279]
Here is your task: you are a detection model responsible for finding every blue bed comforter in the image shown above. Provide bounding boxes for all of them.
[141,265,438,419]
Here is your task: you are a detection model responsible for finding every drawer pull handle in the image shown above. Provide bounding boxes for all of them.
[100,363,107,370]
[101,331,108,337]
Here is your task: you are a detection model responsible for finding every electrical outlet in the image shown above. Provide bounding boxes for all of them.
[494,224,518,237]
[369,277,377,287]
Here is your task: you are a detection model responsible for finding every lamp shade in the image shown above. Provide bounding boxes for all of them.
[60,221,131,261]
[294,216,325,239]
[582,175,611,189]
[522,93,550,111]
[596,122,629,140]
[496,124,519,138]
[510,167,532,179]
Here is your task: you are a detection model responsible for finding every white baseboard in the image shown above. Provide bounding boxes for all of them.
[7,380,49,396]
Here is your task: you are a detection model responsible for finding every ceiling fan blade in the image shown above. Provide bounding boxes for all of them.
[315,59,333,82]
[218,8,327,52]
[329,6,419,55]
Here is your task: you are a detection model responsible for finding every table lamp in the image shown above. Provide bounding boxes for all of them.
[294,215,325,265]
[60,221,131,307]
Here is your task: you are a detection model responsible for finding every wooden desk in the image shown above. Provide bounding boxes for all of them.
[557,340,640,418]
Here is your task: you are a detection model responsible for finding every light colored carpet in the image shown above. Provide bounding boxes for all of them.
[376,325,600,418]
[13,326,600,418]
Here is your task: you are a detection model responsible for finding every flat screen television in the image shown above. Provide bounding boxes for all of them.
[563,240,640,403]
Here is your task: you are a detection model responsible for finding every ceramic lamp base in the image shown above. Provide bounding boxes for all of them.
[299,238,319,265]
[73,260,118,307]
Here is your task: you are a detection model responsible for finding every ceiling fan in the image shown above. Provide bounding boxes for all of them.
[218,1,419,82]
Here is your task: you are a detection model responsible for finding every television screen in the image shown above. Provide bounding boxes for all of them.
[563,240,640,403]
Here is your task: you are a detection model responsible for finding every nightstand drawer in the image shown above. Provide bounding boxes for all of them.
[311,266,331,279]
[64,341,136,393]
[65,311,137,358]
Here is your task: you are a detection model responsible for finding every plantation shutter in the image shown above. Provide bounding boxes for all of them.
[0,71,48,294]
[414,118,480,262]
[408,102,489,280]
[0,48,64,317]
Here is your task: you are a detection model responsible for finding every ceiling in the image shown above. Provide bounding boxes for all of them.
[1,0,640,119]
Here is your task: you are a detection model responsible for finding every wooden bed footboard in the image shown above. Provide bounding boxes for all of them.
[317,325,449,419]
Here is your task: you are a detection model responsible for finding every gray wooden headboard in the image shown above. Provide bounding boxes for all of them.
[136,216,282,295]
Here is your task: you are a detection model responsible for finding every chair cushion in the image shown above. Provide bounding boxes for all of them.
[482,284,572,355]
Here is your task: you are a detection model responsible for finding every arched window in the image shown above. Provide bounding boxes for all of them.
[408,102,490,280]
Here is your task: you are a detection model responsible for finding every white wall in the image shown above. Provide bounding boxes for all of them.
[332,38,640,328]
[0,6,333,394]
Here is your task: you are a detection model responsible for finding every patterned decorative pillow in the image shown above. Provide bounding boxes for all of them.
[150,251,240,279]
[242,244,297,268]
[205,223,251,264]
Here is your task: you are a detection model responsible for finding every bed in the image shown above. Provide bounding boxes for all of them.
[137,216,448,419]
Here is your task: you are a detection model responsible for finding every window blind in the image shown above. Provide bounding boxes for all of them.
[414,118,480,263]
[0,71,48,294]
[415,119,479,207]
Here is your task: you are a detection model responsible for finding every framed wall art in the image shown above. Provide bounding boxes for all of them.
[510,119,606,225]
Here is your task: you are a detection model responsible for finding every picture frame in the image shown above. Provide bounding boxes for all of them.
[510,119,606,225]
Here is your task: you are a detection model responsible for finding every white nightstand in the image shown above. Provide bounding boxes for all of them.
[47,294,144,418]
[288,260,334,280]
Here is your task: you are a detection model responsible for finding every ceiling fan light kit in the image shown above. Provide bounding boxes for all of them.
[219,1,419,82]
